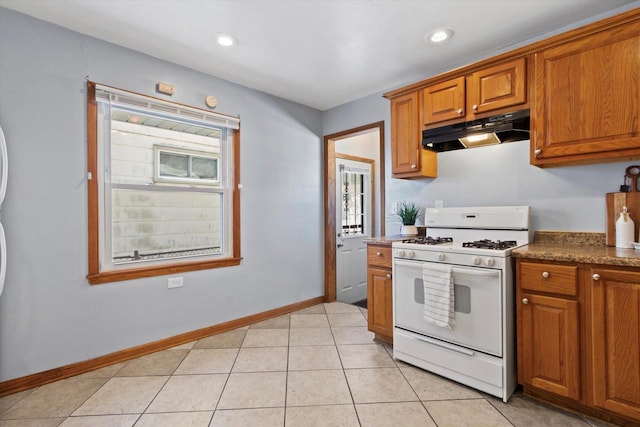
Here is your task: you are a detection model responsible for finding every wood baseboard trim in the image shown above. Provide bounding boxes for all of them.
[0,296,325,397]
[373,333,393,346]
[523,385,639,426]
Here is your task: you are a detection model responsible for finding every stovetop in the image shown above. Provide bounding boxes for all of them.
[402,236,519,250]
[394,237,525,258]
[462,239,518,250]
[401,236,453,245]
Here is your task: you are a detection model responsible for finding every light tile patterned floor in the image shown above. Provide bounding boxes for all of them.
[0,302,614,427]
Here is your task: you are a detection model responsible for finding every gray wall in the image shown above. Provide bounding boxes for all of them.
[0,9,323,381]
[324,93,637,236]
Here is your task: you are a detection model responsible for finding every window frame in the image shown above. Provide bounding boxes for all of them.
[154,145,221,186]
[86,81,241,285]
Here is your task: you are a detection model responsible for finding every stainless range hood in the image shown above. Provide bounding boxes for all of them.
[422,109,530,152]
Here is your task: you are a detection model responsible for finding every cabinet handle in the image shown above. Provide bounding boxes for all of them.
[386,274,392,279]
[534,149,542,156]
[522,298,529,305]
[411,164,417,169]
[376,252,382,256]
[541,271,549,279]
[472,104,478,110]
[592,273,600,281]
[457,108,463,115]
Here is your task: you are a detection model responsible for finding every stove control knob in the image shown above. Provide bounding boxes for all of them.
[437,253,446,261]
[396,250,406,257]
[407,250,415,258]
[472,256,481,265]
[485,258,496,266]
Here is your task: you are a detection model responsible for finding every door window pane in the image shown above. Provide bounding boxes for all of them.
[341,170,366,236]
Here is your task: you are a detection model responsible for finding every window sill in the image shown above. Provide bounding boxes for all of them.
[87,257,243,285]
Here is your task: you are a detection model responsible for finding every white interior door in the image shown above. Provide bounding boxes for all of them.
[336,158,372,304]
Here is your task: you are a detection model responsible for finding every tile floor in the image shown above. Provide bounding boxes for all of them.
[0,302,614,427]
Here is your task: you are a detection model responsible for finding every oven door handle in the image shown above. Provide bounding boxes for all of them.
[412,334,475,356]
[394,259,500,278]
[452,268,500,277]
[394,259,426,268]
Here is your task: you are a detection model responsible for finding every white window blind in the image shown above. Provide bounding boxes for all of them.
[94,84,240,130]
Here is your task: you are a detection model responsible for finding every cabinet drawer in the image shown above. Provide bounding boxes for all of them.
[520,262,577,296]
[367,246,392,268]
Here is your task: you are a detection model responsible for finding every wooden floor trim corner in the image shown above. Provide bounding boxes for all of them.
[0,295,325,397]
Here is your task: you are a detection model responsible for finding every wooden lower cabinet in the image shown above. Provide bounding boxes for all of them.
[517,260,581,400]
[518,293,580,399]
[366,244,393,344]
[367,267,393,340]
[517,259,640,425]
[588,267,640,421]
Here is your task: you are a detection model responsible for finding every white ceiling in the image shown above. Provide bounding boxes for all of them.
[1,0,639,111]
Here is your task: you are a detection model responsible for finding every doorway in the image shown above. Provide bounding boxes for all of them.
[324,122,385,303]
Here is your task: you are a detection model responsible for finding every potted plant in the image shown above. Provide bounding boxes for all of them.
[396,201,421,236]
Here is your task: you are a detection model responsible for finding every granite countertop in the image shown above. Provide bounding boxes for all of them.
[366,231,640,267]
[513,231,640,267]
[363,236,405,245]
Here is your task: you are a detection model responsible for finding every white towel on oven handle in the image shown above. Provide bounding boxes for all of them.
[422,263,455,329]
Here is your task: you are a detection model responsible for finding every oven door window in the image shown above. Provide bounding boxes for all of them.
[394,259,503,356]
[414,279,471,314]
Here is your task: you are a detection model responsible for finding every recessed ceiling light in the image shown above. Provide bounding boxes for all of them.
[217,33,237,47]
[425,28,454,44]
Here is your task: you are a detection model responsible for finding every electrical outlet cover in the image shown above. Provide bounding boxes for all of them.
[168,277,183,288]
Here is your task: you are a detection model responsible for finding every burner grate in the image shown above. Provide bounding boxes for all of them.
[462,239,518,250]
[402,236,453,245]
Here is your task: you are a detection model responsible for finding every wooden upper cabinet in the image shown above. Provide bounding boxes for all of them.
[391,92,419,174]
[532,22,640,166]
[422,76,466,125]
[390,92,437,178]
[466,58,527,117]
[588,268,640,421]
[422,58,527,127]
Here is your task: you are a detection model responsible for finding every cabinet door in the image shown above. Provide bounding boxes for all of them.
[466,58,527,116]
[422,76,466,125]
[391,92,421,175]
[518,293,580,400]
[532,24,640,165]
[367,267,393,338]
[390,92,437,178]
[589,268,640,421]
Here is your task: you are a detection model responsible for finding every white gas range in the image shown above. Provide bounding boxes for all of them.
[392,205,530,402]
